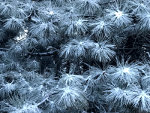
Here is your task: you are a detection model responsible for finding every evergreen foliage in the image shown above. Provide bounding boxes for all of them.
[0,0,150,113]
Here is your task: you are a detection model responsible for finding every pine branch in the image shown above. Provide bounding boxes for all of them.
[27,49,58,56]
[0,48,9,51]
[118,48,138,50]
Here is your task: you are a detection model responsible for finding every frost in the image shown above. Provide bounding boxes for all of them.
[105,87,131,105]
[50,86,88,110]
[130,88,150,112]
[30,19,58,38]
[107,58,141,84]
[58,73,85,87]
[61,39,95,58]
[0,94,42,113]
[65,19,88,36]
[0,2,14,16]
[128,0,150,14]
[91,41,116,62]
[139,12,150,30]
[0,0,149,113]
[91,18,113,37]
[77,0,99,15]
[106,2,132,26]
[4,17,24,31]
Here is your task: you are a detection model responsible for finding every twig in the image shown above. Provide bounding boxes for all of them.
[27,50,58,56]
[0,48,9,51]
[118,48,138,50]
[37,96,49,107]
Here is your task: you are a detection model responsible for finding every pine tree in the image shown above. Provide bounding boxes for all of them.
[0,0,150,113]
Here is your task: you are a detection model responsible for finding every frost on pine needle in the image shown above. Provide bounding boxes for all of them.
[21,71,44,93]
[105,87,131,106]
[4,17,24,31]
[91,41,116,62]
[77,0,100,15]
[129,88,150,112]
[142,75,150,88]
[83,67,105,92]
[1,82,16,95]
[19,72,55,96]
[0,1,28,18]
[0,72,23,97]
[0,78,16,97]
[21,1,35,13]
[60,39,95,58]
[128,0,150,14]
[58,73,85,87]
[65,19,88,36]
[38,8,56,19]
[90,18,113,37]
[14,8,27,19]
[1,60,23,73]
[39,37,53,47]
[0,0,149,113]
[50,86,88,110]
[0,2,14,17]
[0,94,42,113]
[8,44,26,60]
[30,19,58,38]
[141,64,150,89]
[54,0,73,6]
[36,3,61,21]
[21,38,39,50]
[107,58,141,84]
[43,100,62,113]
[105,2,132,27]
[138,11,150,30]
[26,60,40,71]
